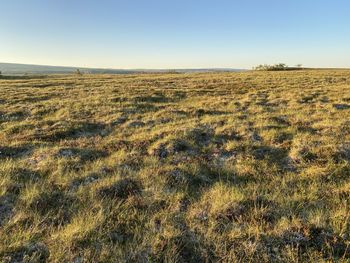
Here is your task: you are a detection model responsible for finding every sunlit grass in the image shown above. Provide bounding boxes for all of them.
[0,70,349,262]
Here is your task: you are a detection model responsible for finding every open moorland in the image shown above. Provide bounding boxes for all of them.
[0,70,350,262]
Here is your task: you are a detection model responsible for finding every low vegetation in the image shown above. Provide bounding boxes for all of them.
[0,70,349,262]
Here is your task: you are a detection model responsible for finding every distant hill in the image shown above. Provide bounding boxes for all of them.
[0,62,138,75]
[0,62,246,75]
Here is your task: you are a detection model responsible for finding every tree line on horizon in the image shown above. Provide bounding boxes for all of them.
[253,63,303,71]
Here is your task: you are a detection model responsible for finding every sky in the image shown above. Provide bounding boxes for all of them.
[0,0,349,69]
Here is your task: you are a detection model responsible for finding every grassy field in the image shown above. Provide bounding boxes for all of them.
[0,70,350,262]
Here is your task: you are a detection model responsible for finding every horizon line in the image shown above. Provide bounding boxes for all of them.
[0,61,249,71]
[2,61,350,71]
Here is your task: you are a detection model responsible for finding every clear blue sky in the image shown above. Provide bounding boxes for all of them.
[1,0,349,69]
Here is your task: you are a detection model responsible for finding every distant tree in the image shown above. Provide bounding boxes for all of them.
[76,69,82,75]
[276,63,287,69]
[296,64,303,68]
[253,63,288,71]
[0,70,2,78]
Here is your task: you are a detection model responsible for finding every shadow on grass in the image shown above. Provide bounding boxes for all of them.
[37,122,111,142]
[0,75,49,80]
[0,167,41,227]
[251,145,295,171]
[0,145,33,160]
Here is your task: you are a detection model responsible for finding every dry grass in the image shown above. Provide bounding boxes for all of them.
[0,70,350,262]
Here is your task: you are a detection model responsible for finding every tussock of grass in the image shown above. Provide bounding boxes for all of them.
[0,70,350,262]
